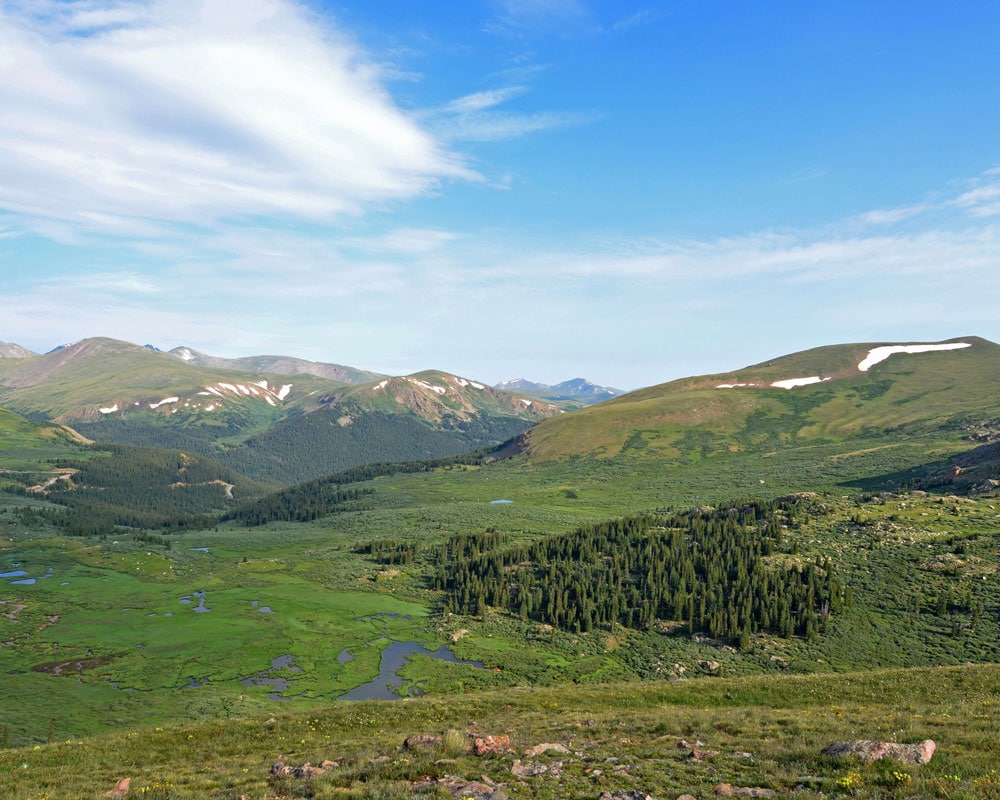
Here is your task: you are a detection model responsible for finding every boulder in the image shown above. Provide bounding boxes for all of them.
[105,777,130,798]
[473,734,513,756]
[511,758,562,777]
[821,739,936,765]
[404,734,443,750]
[523,742,571,757]
[713,784,775,797]
[269,760,331,779]
[413,775,507,800]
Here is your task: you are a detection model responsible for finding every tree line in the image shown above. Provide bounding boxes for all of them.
[430,497,849,647]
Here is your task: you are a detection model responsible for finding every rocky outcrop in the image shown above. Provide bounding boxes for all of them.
[821,739,936,765]
[511,759,562,777]
[473,734,513,756]
[413,775,507,800]
[523,742,571,757]
[269,759,340,779]
[713,784,775,797]
[403,734,442,750]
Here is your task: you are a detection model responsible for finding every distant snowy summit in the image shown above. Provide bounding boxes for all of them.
[496,377,623,397]
[494,377,624,406]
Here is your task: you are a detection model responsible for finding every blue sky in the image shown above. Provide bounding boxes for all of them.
[1,0,998,389]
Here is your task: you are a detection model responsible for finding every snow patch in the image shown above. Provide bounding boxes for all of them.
[149,397,179,409]
[771,376,831,390]
[717,383,757,389]
[408,378,447,395]
[858,342,972,372]
[176,348,195,362]
[373,379,390,391]
[99,404,119,414]
[518,398,533,406]
[470,381,485,390]
[205,404,217,412]
[199,382,292,404]
[456,378,469,387]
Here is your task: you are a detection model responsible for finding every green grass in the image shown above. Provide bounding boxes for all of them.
[2,485,998,748]
[1,664,997,799]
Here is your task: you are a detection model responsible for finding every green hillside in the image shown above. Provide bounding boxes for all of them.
[1,664,998,800]
[521,337,996,462]
[0,406,92,493]
[0,338,555,485]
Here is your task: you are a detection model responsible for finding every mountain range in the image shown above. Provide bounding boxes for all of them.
[0,337,561,484]
[493,376,624,406]
[3,332,1000,762]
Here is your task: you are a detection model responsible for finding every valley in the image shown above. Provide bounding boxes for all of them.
[0,336,999,798]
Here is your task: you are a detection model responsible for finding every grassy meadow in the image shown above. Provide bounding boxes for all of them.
[1,665,998,799]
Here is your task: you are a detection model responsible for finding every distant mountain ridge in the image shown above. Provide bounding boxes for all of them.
[0,336,556,485]
[0,341,37,359]
[495,376,624,406]
[169,346,386,385]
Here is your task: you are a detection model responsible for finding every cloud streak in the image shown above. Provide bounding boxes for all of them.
[0,0,473,238]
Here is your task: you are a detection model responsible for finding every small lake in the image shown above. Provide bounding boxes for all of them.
[337,642,484,701]
[179,590,210,613]
[241,654,303,700]
[0,570,28,579]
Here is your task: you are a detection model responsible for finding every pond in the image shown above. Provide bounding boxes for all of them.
[241,654,303,700]
[179,590,210,613]
[337,641,484,701]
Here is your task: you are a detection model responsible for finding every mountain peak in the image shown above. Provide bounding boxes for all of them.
[0,341,37,359]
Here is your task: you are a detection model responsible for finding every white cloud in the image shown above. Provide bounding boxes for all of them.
[434,109,599,142]
[0,0,473,238]
[348,228,459,254]
[850,205,930,226]
[433,82,596,142]
[445,86,528,113]
[952,182,1000,217]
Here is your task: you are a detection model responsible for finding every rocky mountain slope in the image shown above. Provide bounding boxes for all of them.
[0,337,556,484]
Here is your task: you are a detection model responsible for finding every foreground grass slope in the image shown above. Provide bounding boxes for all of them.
[2,665,997,799]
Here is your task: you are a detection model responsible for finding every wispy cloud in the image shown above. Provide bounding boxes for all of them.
[952,182,1000,217]
[612,9,658,34]
[484,0,594,38]
[444,86,529,114]
[0,0,473,239]
[849,205,930,226]
[434,84,596,142]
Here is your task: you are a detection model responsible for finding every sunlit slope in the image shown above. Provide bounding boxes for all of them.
[0,405,90,476]
[327,369,558,423]
[521,337,999,461]
[0,337,338,423]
